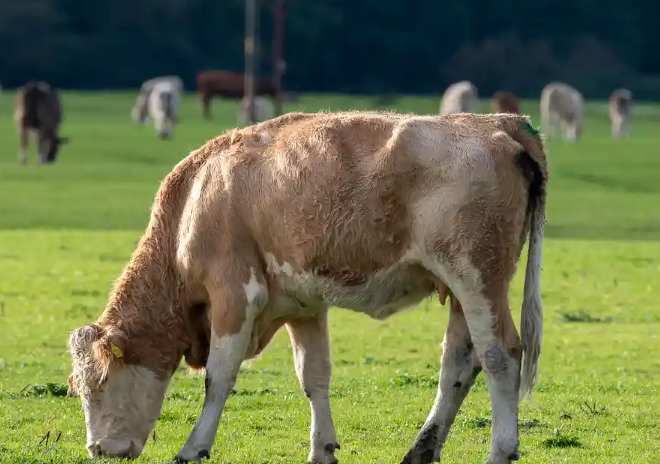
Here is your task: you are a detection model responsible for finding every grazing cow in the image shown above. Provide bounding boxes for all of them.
[68,111,547,464]
[132,76,184,125]
[140,80,181,140]
[196,70,277,120]
[439,81,479,115]
[540,82,584,142]
[15,80,69,164]
[491,91,521,114]
[237,95,275,126]
[609,88,633,138]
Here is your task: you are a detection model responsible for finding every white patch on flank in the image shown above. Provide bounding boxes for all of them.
[83,365,169,459]
[243,268,269,313]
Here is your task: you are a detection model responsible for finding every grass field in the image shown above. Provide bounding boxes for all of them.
[1,92,659,464]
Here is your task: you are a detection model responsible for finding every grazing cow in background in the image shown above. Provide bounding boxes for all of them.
[609,88,633,138]
[15,80,69,164]
[132,76,184,125]
[491,90,521,114]
[439,81,479,115]
[237,95,275,126]
[540,82,584,142]
[67,111,547,464]
[143,80,181,140]
[196,70,277,120]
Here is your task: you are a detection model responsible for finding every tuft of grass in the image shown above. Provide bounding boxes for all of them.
[560,310,613,323]
[463,417,492,429]
[542,430,583,448]
[18,383,69,398]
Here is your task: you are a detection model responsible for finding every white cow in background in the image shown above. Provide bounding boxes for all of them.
[609,88,633,138]
[540,82,585,142]
[237,95,275,126]
[144,80,181,140]
[439,81,479,115]
[131,76,183,126]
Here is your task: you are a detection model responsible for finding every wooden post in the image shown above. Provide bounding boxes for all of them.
[244,0,259,124]
[272,0,285,116]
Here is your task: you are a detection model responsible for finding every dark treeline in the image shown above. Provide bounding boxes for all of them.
[1,0,659,99]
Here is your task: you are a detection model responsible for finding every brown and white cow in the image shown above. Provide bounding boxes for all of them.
[68,111,547,464]
[15,80,69,164]
[491,91,521,114]
[196,70,277,120]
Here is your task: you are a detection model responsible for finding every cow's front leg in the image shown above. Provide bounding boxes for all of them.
[287,310,339,464]
[401,296,481,464]
[174,269,268,463]
[17,125,28,164]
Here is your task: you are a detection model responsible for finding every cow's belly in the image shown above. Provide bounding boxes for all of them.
[267,261,438,320]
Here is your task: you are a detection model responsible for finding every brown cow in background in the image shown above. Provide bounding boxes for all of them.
[196,70,277,120]
[491,90,521,114]
[15,80,69,164]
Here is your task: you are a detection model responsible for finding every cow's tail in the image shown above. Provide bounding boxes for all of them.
[508,115,548,401]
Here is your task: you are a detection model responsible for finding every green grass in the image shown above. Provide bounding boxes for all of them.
[0,92,659,463]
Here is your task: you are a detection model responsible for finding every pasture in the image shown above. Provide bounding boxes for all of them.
[0,92,659,463]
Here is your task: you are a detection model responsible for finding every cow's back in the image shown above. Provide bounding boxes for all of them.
[542,82,583,121]
[185,112,522,286]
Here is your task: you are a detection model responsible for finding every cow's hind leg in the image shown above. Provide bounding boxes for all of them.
[287,310,339,464]
[400,296,482,464]
[174,267,268,463]
[461,286,522,464]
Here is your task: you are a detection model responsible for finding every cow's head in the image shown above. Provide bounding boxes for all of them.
[68,324,170,459]
[40,135,69,163]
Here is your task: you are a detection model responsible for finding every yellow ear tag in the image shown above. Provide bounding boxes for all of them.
[111,344,124,358]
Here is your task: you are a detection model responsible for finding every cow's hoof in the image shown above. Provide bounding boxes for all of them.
[400,448,437,464]
[309,442,341,464]
[172,449,210,463]
[485,450,520,464]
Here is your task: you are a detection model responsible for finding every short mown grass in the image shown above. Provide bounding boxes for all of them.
[0,92,659,463]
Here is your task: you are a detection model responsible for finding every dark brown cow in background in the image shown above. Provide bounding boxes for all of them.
[196,70,277,120]
[491,90,521,114]
[15,80,69,164]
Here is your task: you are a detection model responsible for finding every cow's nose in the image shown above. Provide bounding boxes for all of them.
[87,441,139,460]
[87,443,103,458]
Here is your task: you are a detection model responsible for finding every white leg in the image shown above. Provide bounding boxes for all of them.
[400,297,481,464]
[174,269,268,463]
[287,311,339,464]
[461,292,521,464]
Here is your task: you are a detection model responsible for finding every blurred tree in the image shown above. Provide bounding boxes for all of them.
[0,0,657,98]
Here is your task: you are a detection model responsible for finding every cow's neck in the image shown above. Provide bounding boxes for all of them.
[97,146,214,377]
[98,228,186,378]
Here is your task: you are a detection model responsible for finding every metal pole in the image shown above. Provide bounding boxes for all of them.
[272,0,284,117]
[244,0,258,124]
